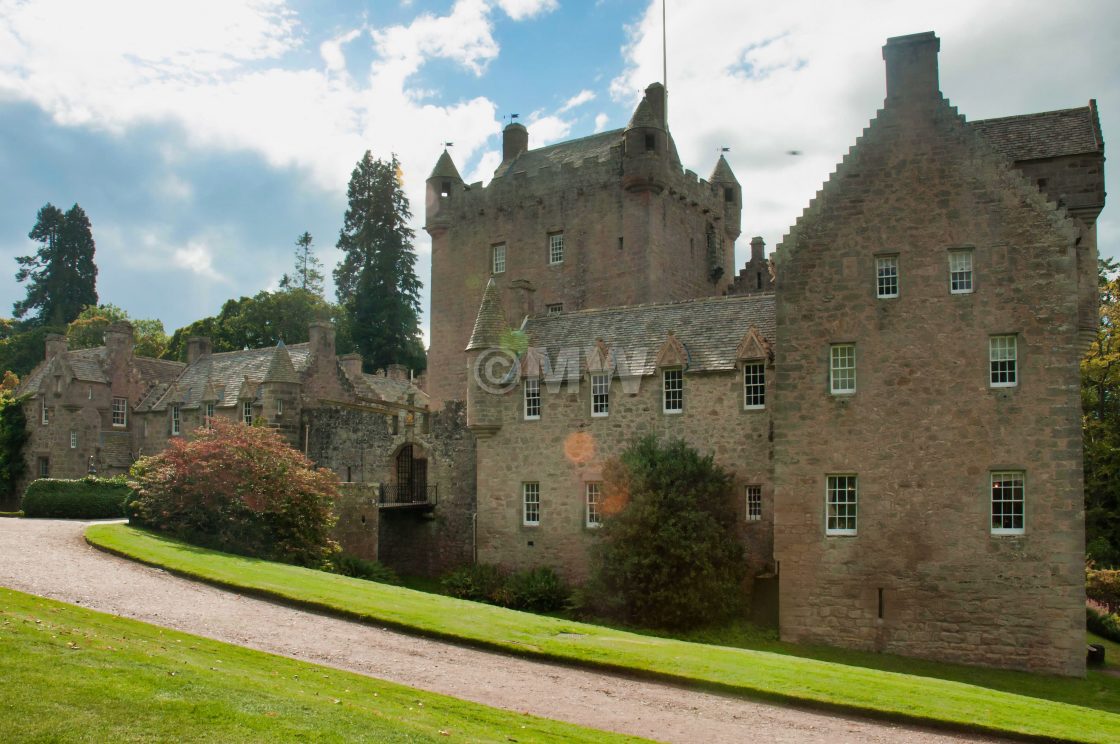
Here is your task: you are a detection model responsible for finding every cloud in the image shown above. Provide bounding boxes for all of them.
[593,112,610,132]
[494,0,558,21]
[320,28,362,74]
[558,88,596,113]
[172,241,228,282]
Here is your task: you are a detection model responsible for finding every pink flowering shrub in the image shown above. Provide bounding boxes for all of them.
[129,418,339,567]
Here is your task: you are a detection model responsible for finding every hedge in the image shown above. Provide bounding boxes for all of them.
[21,477,132,519]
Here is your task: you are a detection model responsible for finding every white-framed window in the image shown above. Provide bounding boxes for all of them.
[276,398,284,416]
[586,482,603,528]
[826,474,858,535]
[876,255,899,298]
[743,362,765,409]
[989,335,1017,387]
[38,457,49,478]
[591,372,610,417]
[523,482,540,526]
[746,485,762,521]
[830,344,856,395]
[112,397,128,427]
[492,243,506,274]
[991,471,1025,535]
[546,303,563,316]
[70,431,77,449]
[949,249,974,294]
[171,405,181,436]
[662,369,683,413]
[548,232,564,265]
[242,400,253,424]
[523,378,541,420]
[40,397,49,425]
[205,402,215,421]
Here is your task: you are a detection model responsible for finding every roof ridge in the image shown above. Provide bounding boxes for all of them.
[970,104,1093,125]
[534,292,774,321]
[520,128,623,157]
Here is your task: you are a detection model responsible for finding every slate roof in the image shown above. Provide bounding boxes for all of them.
[466,278,508,351]
[969,104,1102,162]
[350,372,430,406]
[522,293,776,379]
[494,129,623,178]
[142,343,312,411]
[17,347,185,396]
[710,154,738,184]
[263,342,300,384]
[429,149,463,181]
[627,97,662,130]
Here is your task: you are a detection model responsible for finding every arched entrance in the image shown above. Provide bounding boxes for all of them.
[394,444,429,504]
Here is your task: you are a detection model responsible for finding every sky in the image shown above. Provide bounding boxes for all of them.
[0,0,1116,344]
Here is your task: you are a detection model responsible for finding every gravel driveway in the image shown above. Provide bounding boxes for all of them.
[0,518,1003,743]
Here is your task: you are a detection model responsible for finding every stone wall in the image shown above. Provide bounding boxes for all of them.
[333,482,380,561]
[475,367,773,585]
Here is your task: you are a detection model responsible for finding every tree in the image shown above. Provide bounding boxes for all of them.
[0,388,29,508]
[129,417,340,567]
[66,304,170,359]
[14,203,98,327]
[585,436,746,629]
[1083,258,1120,566]
[279,232,325,297]
[334,152,425,372]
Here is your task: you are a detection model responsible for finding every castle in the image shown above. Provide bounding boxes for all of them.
[14,32,1105,676]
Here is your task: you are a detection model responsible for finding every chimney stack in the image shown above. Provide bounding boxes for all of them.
[750,237,766,262]
[104,322,134,361]
[386,364,408,382]
[308,321,336,360]
[339,353,363,377]
[186,337,212,365]
[502,122,528,163]
[45,333,67,361]
[882,32,941,104]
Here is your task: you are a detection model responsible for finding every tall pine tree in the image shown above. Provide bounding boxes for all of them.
[279,231,325,297]
[334,152,425,372]
[14,203,98,327]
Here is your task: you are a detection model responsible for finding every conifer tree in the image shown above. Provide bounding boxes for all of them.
[279,231,325,297]
[14,203,98,326]
[333,152,425,372]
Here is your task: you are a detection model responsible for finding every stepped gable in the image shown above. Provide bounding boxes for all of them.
[522,293,775,381]
[492,129,623,179]
[145,343,312,411]
[969,104,1102,161]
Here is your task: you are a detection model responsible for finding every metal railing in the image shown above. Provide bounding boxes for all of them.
[380,483,437,506]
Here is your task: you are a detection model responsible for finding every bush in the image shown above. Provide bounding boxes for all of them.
[1087,604,1120,643]
[441,563,569,612]
[584,436,746,629]
[21,476,132,519]
[0,391,29,507]
[128,417,339,567]
[1087,565,1120,614]
[328,553,398,584]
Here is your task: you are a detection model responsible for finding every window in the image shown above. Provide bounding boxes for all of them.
[644,133,656,151]
[548,232,564,265]
[876,255,899,298]
[743,362,765,409]
[663,369,683,413]
[746,485,762,521]
[492,243,506,274]
[87,386,92,400]
[991,471,1025,534]
[205,402,215,421]
[242,401,253,424]
[276,398,284,416]
[523,482,540,526]
[40,398,49,425]
[949,249,973,294]
[440,180,451,197]
[70,431,77,449]
[989,335,1017,387]
[38,457,49,478]
[546,303,563,316]
[724,187,735,203]
[171,405,181,436]
[826,475,858,535]
[830,344,856,394]
[523,378,541,420]
[586,482,602,527]
[591,372,610,417]
[112,397,127,427]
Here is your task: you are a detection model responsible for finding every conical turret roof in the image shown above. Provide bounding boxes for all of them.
[429,149,463,181]
[710,154,738,184]
[626,97,663,131]
[263,340,300,384]
[466,278,508,351]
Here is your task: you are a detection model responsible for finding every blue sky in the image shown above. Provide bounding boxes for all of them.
[1,0,1116,343]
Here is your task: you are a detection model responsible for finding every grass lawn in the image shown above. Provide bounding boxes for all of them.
[87,523,1120,744]
[0,587,646,743]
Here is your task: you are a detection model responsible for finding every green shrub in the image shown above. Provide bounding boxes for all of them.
[1087,565,1120,614]
[21,476,132,519]
[585,436,746,629]
[0,510,24,518]
[506,567,569,612]
[1087,604,1120,643]
[129,417,339,568]
[328,553,398,584]
[441,563,507,603]
[0,391,29,507]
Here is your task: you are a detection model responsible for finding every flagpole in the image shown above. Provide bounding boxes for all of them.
[662,0,668,126]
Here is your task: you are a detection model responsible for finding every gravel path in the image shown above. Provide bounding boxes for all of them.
[0,519,1002,743]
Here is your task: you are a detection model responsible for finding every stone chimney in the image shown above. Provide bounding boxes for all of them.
[750,237,766,261]
[386,364,409,382]
[104,322,134,361]
[510,279,535,321]
[339,353,363,377]
[883,32,940,104]
[308,321,336,360]
[186,336,212,365]
[502,121,528,163]
[45,333,67,361]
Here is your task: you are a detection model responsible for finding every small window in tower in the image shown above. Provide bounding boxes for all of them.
[645,133,656,152]
[440,180,451,197]
[756,272,762,290]
[724,187,735,203]
[618,236,624,251]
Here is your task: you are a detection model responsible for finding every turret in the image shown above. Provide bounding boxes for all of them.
[502,121,529,163]
[709,154,742,242]
[425,149,463,234]
[465,278,509,436]
[260,340,302,444]
[622,83,670,193]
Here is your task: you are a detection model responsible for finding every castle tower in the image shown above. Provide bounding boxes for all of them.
[260,340,302,445]
[425,149,463,236]
[622,85,668,194]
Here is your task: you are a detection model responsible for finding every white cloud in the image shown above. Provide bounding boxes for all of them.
[172,241,227,282]
[526,112,571,148]
[320,28,361,74]
[593,112,610,132]
[494,0,558,21]
[558,88,595,113]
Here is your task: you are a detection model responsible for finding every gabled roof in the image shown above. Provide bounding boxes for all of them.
[16,346,186,397]
[352,373,430,407]
[522,294,775,380]
[493,129,623,178]
[969,104,1102,162]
